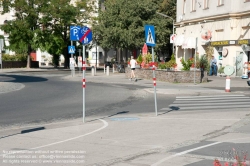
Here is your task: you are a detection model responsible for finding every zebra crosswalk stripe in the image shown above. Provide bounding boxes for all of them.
[167,95,250,111]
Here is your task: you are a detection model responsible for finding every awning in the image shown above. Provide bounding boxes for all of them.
[174,35,184,46]
[182,37,196,49]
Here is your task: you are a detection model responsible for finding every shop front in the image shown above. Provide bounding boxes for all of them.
[209,39,250,77]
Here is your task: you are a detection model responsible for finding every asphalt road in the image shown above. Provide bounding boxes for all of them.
[0,70,175,128]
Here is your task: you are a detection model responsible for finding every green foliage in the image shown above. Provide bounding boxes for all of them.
[165,54,176,68]
[158,62,167,69]
[137,54,143,64]
[199,55,208,70]
[93,0,176,52]
[2,54,27,61]
[0,0,93,68]
[144,53,157,64]
[218,66,225,74]
[181,57,194,71]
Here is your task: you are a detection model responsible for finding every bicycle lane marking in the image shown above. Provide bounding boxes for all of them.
[151,136,250,166]
[0,119,108,157]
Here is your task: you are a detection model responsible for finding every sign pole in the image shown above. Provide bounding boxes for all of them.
[194,37,198,84]
[78,26,92,123]
[152,47,158,116]
[82,45,86,123]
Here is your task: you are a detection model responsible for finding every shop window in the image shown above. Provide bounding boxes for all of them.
[204,0,209,9]
[216,47,223,60]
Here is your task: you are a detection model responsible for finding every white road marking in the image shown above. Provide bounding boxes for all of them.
[150,117,240,121]
[0,119,108,157]
[176,97,250,101]
[151,137,250,166]
[176,95,245,99]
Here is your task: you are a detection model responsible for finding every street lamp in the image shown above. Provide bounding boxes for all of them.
[156,12,175,54]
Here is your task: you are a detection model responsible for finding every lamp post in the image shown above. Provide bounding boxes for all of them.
[156,12,175,54]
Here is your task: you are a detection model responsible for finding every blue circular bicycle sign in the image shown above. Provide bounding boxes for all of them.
[78,26,92,44]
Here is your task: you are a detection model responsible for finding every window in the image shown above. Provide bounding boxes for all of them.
[204,0,209,9]
[191,0,196,12]
[183,0,186,15]
[218,0,224,6]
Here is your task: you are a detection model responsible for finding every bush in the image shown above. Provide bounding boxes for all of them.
[181,57,194,71]
[137,54,143,64]
[2,54,27,61]
[158,62,167,69]
[165,54,177,68]
[218,66,225,74]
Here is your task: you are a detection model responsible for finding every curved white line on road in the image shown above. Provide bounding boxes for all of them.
[0,119,108,157]
[151,136,250,166]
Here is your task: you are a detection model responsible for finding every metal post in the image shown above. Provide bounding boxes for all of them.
[91,66,95,76]
[71,41,74,77]
[172,20,174,54]
[152,47,158,116]
[82,45,86,123]
[79,49,81,75]
[96,41,97,70]
[194,37,198,84]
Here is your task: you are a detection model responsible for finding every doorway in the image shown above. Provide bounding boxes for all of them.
[236,51,244,76]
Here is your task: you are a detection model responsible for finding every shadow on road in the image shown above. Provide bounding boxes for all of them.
[0,74,48,83]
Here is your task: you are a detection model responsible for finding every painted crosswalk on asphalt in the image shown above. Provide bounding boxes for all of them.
[167,95,250,111]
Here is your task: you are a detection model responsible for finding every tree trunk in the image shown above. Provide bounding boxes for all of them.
[26,45,32,68]
[64,46,69,69]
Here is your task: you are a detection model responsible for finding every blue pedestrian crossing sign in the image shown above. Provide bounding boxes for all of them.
[145,25,156,47]
[68,46,75,54]
[70,26,81,41]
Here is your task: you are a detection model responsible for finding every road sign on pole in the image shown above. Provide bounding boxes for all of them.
[78,26,92,44]
[78,26,92,123]
[145,25,156,47]
[70,26,81,41]
[144,25,157,116]
[68,46,75,54]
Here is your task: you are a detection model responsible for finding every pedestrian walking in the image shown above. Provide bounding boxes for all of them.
[209,55,217,76]
[129,56,137,81]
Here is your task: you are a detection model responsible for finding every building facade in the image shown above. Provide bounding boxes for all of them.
[175,0,250,76]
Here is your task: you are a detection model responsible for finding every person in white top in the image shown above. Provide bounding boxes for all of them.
[130,56,137,81]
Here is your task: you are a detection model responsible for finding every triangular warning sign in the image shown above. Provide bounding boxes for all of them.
[146,28,155,44]
[69,47,75,53]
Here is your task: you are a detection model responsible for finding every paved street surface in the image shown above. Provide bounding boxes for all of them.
[0,67,250,166]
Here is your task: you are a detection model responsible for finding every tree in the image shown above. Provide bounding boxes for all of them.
[92,0,176,56]
[34,0,94,68]
[0,0,94,68]
[0,0,46,68]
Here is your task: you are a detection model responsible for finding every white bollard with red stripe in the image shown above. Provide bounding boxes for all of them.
[225,76,230,92]
[152,64,158,116]
[82,46,86,123]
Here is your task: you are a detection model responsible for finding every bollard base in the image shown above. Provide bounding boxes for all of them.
[225,76,231,92]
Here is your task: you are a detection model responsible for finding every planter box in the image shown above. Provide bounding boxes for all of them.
[1,61,39,68]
